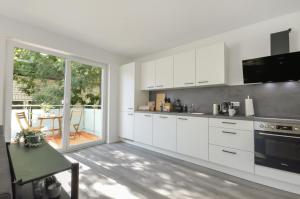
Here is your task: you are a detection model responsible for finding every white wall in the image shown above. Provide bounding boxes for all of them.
[0,15,130,143]
[135,11,300,85]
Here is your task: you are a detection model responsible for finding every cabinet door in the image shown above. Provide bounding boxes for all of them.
[174,50,196,87]
[196,43,226,86]
[153,114,177,151]
[119,112,134,140]
[177,116,208,160]
[155,56,174,89]
[141,61,155,90]
[134,113,153,145]
[119,63,135,112]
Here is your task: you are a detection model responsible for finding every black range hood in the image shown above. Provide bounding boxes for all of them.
[243,51,300,83]
[243,29,300,84]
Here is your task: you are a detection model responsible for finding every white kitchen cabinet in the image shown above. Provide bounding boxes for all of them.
[155,56,174,89]
[196,42,227,86]
[177,116,208,160]
[153,114,177,151]
[134,113,153,145]
[173,50,196,87]
[119,63,134,112]
[209,118,254,131]
[209,144,254,173]
[119,112,134,140]
[141,60,156,90]
[209,127,254,152]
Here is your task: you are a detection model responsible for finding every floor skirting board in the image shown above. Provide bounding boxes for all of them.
[122,139,300,195]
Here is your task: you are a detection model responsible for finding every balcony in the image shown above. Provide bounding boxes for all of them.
[12,104,103,149]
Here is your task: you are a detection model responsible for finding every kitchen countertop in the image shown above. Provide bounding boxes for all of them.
[134,110,254,121]
[135,110,300,124]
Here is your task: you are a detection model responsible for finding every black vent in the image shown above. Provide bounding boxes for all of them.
[271,29,291,56]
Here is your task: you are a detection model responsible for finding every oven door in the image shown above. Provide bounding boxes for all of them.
[255,131,300,173]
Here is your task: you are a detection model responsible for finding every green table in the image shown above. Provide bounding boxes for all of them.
[8,143,79,199]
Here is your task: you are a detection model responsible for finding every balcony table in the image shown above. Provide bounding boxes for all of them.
[38,115,63,135]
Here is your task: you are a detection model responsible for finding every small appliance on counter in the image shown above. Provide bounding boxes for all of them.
[173,99,183,112]
[220,102,231,114]
[229,102,240,116]
[163,98,172,112]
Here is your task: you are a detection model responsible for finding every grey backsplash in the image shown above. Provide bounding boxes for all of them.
[149,82,300,119]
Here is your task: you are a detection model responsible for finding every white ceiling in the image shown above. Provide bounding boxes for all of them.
[0,0,300,58]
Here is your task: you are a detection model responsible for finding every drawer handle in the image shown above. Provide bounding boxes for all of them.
[184,82,194,85]
[128,108,133,110]
[222,121,236,125]
[147,86,154,89]
[156,85,164,88]
[160,116,168,119]
[178,117,188,120]
[222,149,237,155]
[144,115,152,117]
[128,113,134,116]
[222,131,237,135]
[197,81,209,84]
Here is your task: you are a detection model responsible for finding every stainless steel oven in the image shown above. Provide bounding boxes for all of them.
[254,121,300,174]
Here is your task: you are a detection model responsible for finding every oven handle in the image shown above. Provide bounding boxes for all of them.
[258,132,300,139]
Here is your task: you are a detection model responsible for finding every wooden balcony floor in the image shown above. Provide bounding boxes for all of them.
[46,131,102,149]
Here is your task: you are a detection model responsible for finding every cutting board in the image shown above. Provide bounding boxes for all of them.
[155,93,165,111]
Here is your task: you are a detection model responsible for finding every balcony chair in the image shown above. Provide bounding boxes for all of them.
[70,108,83,139]
[15,112,43,133]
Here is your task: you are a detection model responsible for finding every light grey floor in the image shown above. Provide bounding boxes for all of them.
[58,143,300,199]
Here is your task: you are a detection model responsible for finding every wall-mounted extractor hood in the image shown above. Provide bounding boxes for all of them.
[243,51,300,83]
[243,29,300,84]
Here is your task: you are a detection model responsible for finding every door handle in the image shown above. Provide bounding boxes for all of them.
[184,82,194,85]
[222,149,237,155]
[197,81,209,84]
[160,116,168,119]
[128,113,134,116]
[144,115,152,117]
[222,121,236,125]
[258,132,300,139]
[156,85,164,88]
[222,131,237,135]
[178,117,188,120]
[147,86,154,89]
[128,108,133,110]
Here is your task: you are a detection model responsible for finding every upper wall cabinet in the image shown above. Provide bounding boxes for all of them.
[141,60,156,90]
[139,42,227,90]
[155,56,174,89]
[196,42,227,86]
[173,50,196,87]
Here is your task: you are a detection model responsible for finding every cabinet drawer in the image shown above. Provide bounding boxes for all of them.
[209,118,253,131]
[209,144,254,173]
[209,127,254,152]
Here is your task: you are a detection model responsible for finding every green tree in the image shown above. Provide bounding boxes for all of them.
[13,48,102,105]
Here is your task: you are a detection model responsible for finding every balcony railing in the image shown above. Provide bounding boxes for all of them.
[11,104,103,140]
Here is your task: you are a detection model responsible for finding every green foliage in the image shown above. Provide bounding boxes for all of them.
[13,48,102,105]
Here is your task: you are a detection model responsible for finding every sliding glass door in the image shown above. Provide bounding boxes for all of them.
[9,45,106,151]
[68,61,104,147]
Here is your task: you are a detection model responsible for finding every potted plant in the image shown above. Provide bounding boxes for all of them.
[14,130,45,147]
[41,103,53,117]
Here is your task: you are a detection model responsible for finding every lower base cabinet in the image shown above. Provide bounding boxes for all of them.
[153,114,177,152]
[209,144,254,173]
[177,116,208,160]
[119,111,134,140]
[134,113,153,145]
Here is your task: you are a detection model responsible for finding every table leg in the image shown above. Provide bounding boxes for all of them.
[58,118,62,135]
[71,163,79,199]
